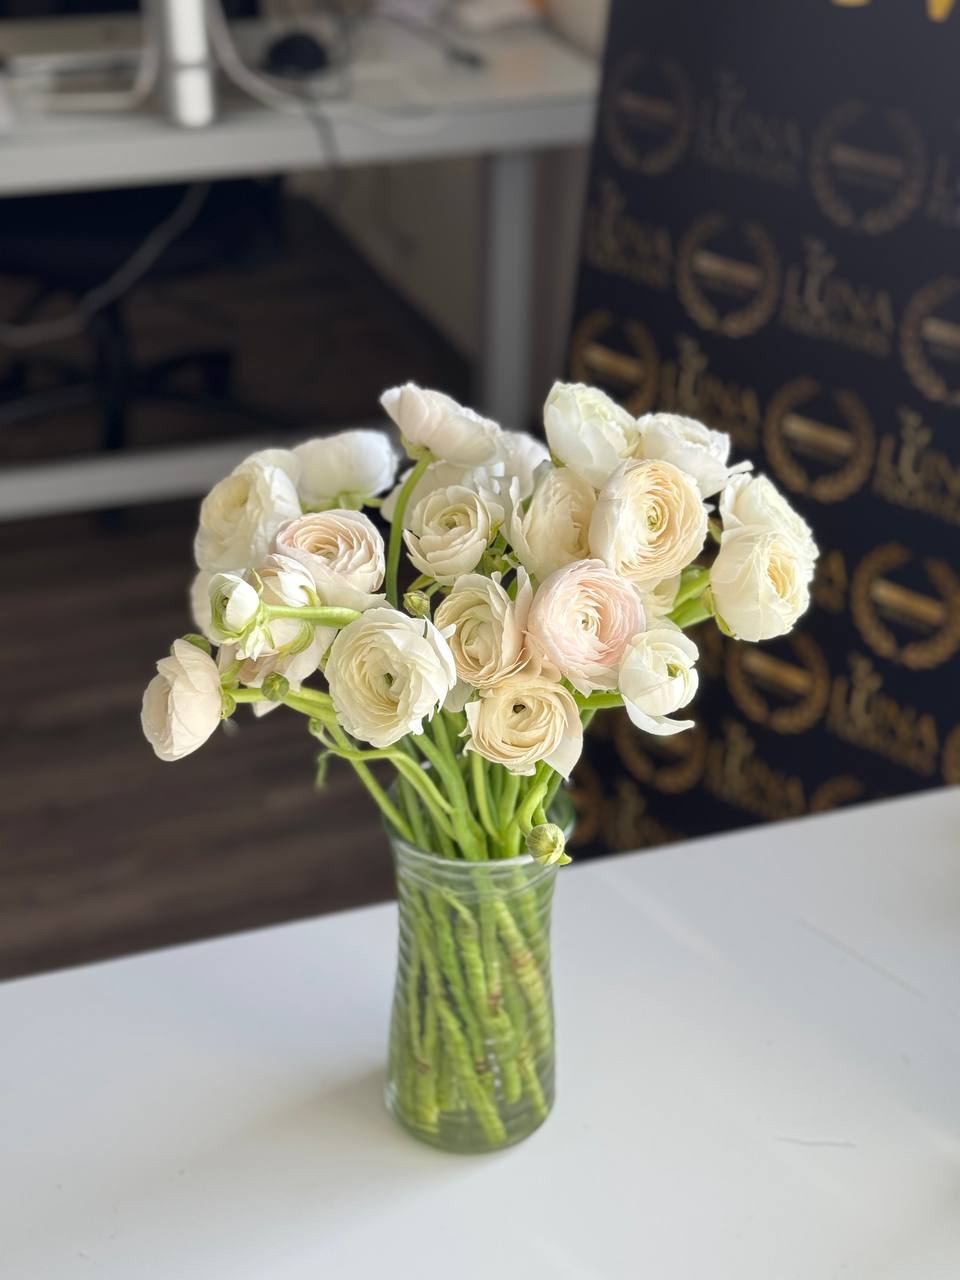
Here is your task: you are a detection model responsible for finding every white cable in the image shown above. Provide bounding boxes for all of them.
[0,183,210,350]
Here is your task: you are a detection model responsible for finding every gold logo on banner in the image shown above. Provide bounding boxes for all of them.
[943,725,960,784]
[809,775,866,813]
[613,717,708,794]
[831,0,956,21]
[704,720,808,820]
[764,376,875,502]
[813,548,849,614]
[780,237,895,357]
[603,52,694,177]
[659,334,762,452]
[569,310,660,414]
[726,631,830,734]
[696,70,803,186]
[810,102,926,235]
[827,652,940,775]
[901,277,960,406]
[583,180,673,292]
[851,543,960,670]
[873,407,960,526]
[676,213,781,339]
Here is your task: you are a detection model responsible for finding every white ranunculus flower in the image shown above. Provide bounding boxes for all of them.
[526,559,646,695]
[464,677,583,778]
[637,412,749,499]
[403,485,504,585]
[194,454,302,575]
[293,429,396,510]
[493,431,550,501]
[640,574,682,621]
[208,572,269,660]
[590,459,708,590]
[434,569,536,703]
[256,553,317,609]
[232,619,334,718]
[710,527,813,642]
[544,381,641,488]
[274,510,385,611]
[619,625,699,736]
[719,473,818,567]
[380,383,501,466]
[507,464,596,582]
[189,571,215,641]
[141,639,224,761]
[382,459,483,524]
[326,607,456,748]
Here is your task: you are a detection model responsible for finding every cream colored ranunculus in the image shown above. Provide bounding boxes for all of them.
[507,464,596,582]
[637,412,748,499]
[526,559,645,695]
[640,574,682,621]
[256,553,317,609]
[493,430,550,500]
[141,639,225,761]
[403,485,503,585]
[194,453,302,575]
[434,569,535,700]
[719,473,817,567]
[380,383,501,466]
[619,625,699,736]
[544,381,640,488]
[325,607,457,748]
[207,572,270,660]
[589,459,708,590]
[710,527,813,641]
[231,619,334,718]
[293,429,396,510]
[274,510,385,611]
[464,676,583,778]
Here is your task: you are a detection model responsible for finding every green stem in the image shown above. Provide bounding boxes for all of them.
[470,753,499,841]
[385,452,433,607]
[669,598,713,629]
[264,605,360,627]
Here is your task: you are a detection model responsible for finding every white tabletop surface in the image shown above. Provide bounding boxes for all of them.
[0,20,597,195]
[2,788,959,1279]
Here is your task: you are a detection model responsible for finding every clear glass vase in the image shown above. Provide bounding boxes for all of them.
[385,832,559,1153]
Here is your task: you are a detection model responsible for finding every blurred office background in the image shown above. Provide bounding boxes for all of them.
[0,0,603,977]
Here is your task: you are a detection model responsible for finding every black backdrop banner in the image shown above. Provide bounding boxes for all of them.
[567,0,960,853]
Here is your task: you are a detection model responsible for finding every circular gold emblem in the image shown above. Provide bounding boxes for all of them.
[569,309,660,415]
[943,725,960,786]
[613,718,707,794]
[810,101,926,235]
[726,631,830,735]
[676,213,781,339]
[901,276,960,406]
[851,543,960,670]
[764,375,875,503]
[603,52,694,177]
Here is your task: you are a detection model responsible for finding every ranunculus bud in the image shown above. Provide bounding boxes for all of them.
[261,672,290,702]
[526,823,571,866]
[403,589,432,619]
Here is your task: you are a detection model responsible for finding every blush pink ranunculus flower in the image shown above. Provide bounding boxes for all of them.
[525,558,646,696]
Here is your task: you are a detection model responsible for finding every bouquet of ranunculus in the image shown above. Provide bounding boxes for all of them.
[142,381,818,1152]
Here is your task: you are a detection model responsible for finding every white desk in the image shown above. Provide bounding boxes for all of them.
[2,789,958,1279]
[0,18,598,519]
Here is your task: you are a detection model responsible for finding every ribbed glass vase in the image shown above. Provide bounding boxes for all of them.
[385,833,558,1153]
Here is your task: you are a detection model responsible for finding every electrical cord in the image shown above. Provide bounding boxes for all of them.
[0,183,210,350]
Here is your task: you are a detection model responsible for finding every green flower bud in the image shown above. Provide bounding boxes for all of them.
[220,690,237,718]
[182,633,212,655]
[261,672,290,702]
[403,589,432,619]
[525,823,571,867]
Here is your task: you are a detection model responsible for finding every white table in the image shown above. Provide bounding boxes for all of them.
[3,788,958,1279]
[0,16,597,519]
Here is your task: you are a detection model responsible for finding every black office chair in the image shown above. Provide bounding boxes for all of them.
[0,178,288,450]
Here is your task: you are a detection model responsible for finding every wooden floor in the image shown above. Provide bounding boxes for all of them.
[0,197,469,980]
[0,503,397,980]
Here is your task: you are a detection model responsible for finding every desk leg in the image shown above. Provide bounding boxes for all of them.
[481,150,535,430]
